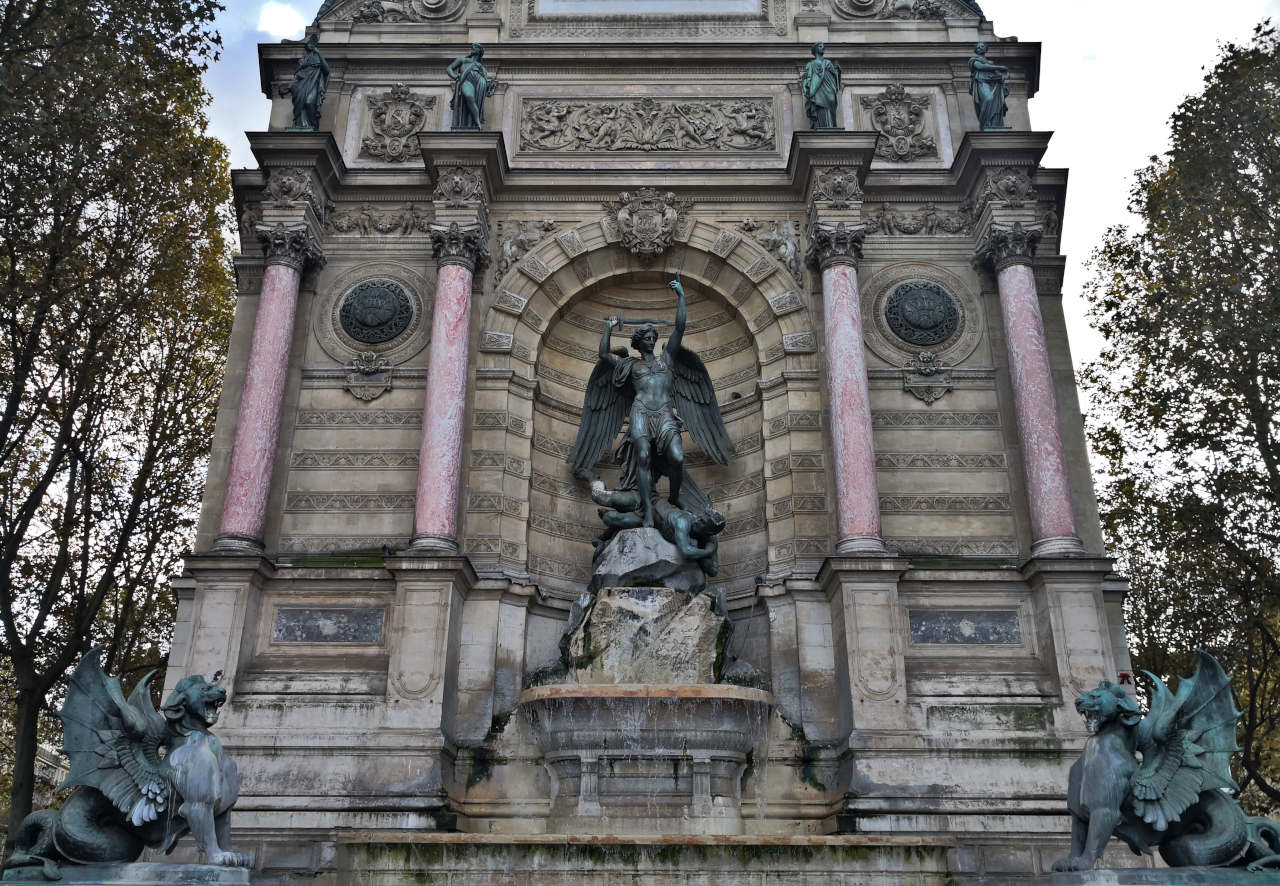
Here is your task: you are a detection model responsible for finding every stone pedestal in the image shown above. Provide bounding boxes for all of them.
[1,863,249,885]
[565,586,725,684]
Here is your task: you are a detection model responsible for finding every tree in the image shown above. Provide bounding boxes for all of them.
[0,0,232,848]
[1082,24,1280,812]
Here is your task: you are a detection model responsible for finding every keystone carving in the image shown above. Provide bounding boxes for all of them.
[430,221,490,271]
[361,84,435,163]
[603,188,691,262]
[973,222,1043,272]
[806,221,866,270]
[256,223,326,270]
[860,84,938,163]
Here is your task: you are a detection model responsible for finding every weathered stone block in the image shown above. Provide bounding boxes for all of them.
[1,863,249,885]
[588,528,706,595]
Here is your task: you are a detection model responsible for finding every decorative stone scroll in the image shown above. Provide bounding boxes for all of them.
[860,85,938,163]
[518,97,776,153]
[325,0,466,22]
[360,85,435,163]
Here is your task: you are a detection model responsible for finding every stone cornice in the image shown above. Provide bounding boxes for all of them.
[973,222,1043,272]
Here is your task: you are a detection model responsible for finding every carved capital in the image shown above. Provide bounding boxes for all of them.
[255,222,325,270]
[430,221,490,271]
[806,221,866,270]
[973,222,1043,272]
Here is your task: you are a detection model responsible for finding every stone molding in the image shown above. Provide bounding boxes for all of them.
[974,222,1044,272]
[256,223,325,271]
[430,221,490,270]
[806,221,866,270]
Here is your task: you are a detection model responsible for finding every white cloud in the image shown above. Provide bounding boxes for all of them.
[256,1,306,39]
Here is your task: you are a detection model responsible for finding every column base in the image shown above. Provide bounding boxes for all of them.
[406,533,460,554]
[1030,535,1086,558]
[209,534,265,555]
[836,536,890,556]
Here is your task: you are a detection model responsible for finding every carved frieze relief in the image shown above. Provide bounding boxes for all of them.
[327,0,466,22]
[866,203,973,236]
[325,203,427,237]
[518,97,777,153]
[507,0,789,40]
[832,0,973,18]
[360,84,435,163]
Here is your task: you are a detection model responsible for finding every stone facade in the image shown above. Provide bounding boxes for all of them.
[165,2,1138,882]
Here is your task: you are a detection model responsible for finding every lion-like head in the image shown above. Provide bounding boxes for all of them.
[162,674,228,734]
[1074,681,1141,734]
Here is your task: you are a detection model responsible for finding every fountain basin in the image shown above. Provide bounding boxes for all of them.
[519,683,773,835]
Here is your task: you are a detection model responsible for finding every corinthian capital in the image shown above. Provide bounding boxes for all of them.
[430,221,490,271]
[806,221,866,271]
[256,222,326,271]
[973,222,1043,272]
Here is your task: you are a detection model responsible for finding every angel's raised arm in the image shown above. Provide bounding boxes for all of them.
[666,278,687,354]
[600,316,623,362]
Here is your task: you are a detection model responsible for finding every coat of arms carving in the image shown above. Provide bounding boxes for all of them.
[361,84,435,163]
[860,84,938,163]
[603,188,692,261]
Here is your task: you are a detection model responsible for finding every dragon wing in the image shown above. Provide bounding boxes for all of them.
[1130,650,1242,831]
[668,346,733,466]
[59,648,172,827]
[567,352,632,478]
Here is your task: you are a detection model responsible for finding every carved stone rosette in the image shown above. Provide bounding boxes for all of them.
[806,221,866,270]
[256,223,326,270]
[430,221,490,271]
[973,222,1043,272]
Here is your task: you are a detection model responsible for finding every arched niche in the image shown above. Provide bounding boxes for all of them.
[459,217,830,596]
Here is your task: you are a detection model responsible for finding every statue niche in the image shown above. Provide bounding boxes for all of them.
[524,275,766,599]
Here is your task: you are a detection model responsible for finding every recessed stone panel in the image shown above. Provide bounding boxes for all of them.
[272,607,385,644]
[908,608,1021,645]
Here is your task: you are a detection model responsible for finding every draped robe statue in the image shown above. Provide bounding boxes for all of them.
[969,41,1011,131]
[286,33,329,131]
[447,43,496,131]
[803,42,842,130]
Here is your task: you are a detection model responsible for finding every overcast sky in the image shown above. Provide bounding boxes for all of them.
[203,0,1280,373]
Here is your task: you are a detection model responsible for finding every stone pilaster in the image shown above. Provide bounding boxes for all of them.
[975,222,1083,557]
[212,222,325,554]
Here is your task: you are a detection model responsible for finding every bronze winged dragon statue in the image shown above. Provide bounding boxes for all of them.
[4,648,247,880]
[1055,651,1280,872]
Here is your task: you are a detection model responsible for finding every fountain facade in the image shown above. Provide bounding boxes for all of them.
[161,1,1140,882]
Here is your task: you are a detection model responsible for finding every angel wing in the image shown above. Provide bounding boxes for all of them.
[1130,650,1242,831]
[669,346,733,465]
[59,647,173,828]
[567,350,633,478]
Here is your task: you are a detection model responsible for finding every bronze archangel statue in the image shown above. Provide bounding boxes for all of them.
[568,278,733,530]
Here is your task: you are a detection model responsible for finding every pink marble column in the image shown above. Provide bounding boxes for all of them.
[409,222,488,553]
[979,223,1083,557]
[809,222,886,555]
[213,223,323,553]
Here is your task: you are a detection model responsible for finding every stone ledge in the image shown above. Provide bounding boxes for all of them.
[966,869,1280,885]
[1,863,249,885]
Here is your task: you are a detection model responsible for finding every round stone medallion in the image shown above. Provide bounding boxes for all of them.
[338,279,413,344]
[884,281,959,347]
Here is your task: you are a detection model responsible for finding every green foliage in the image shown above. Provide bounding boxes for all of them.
[1082,23,1280,814]
[0,0,232,847]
